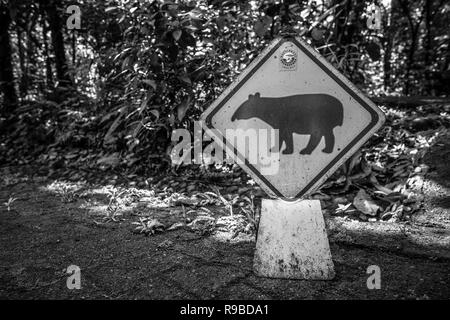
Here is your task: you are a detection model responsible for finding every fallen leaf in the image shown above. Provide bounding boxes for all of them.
[142,79,157,89]
[172,30,182,41]
[167,222,184,231]
[353,189,380,216]
[335,203,352,214]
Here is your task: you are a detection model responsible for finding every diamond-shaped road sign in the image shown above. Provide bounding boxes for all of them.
[201,37,385,199]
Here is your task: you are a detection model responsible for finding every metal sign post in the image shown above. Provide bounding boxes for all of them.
[201,37,385,280]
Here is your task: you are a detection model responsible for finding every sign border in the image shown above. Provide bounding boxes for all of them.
[202,37,385,199]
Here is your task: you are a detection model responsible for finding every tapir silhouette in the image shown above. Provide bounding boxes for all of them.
[231,92,343,155]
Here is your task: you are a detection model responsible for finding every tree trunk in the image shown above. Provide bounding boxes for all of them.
[41,9,54,90]
[0,3,18,114]
[399,0,426,95]
[404,28,418,95]
[331,0,366,80]
[333,0,352,50]
[424,0,432,95]
[16,24,27,99]
[383,0,399,91]
[72,31,76,65]
[40,0,72,88]
[280,0,296,34]
[25,19,37,96]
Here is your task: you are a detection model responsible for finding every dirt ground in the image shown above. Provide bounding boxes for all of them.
[1,132,449,300]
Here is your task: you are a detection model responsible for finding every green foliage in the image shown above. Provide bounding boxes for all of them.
[1,0,449,169]
[84,0,377,154]
[95,1,267,154]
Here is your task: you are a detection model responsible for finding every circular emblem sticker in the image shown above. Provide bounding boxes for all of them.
[280,48,297,71]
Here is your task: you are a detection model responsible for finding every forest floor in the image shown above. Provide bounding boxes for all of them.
[1,123,450,299]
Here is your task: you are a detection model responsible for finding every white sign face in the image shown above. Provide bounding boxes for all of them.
[201,37,385,199]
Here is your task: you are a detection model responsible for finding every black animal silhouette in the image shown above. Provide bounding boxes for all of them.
[231,92,343,155]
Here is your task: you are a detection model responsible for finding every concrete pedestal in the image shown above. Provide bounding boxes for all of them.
[253,199,335,280]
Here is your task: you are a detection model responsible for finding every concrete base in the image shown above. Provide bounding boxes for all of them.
[253,199,335,280]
